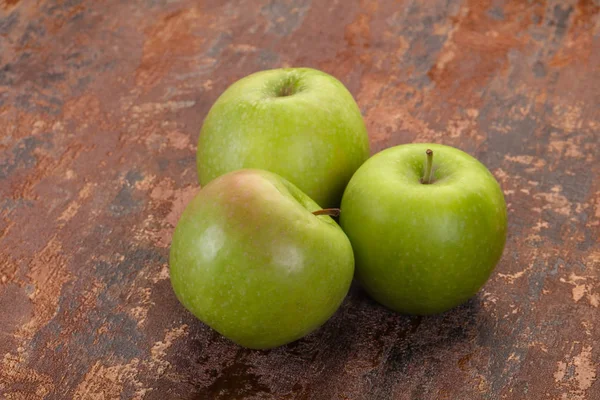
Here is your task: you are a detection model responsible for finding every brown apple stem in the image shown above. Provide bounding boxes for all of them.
[312,208,341,217]
[422,149,434,184]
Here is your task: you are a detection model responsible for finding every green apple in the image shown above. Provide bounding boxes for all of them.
[169,169,354,349]
[340,143,507,315]
[197,68,370,208]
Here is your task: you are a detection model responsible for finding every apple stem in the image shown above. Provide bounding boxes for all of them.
[422,149,434,184]
[312,208,341,217]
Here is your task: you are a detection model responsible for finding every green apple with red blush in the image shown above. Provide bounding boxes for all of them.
[340,143,507,315]
[169,169,354,349]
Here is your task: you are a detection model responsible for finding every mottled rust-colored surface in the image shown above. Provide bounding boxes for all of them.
[0,0,598,399]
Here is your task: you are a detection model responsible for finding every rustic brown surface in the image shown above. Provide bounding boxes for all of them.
[0,0,599,399]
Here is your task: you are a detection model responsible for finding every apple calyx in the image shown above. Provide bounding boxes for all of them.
[276,76,298,97]
[312,208,341,217]
[278,82,295,97]
[422,149,434,184]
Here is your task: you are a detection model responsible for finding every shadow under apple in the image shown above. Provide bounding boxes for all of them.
[186,281,490,400]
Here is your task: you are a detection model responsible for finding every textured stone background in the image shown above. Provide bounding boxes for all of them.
[0,0,598,399]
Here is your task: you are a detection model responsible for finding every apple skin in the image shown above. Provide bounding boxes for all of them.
[197,68,370,208]
[169,169,354,349]
[340,143,507,315]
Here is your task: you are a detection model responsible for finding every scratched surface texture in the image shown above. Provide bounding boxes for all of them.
[0,0,598,399]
